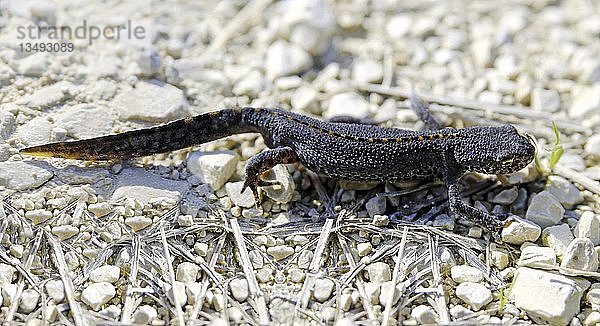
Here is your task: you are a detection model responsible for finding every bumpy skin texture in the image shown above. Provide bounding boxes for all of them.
[21,105,535,239]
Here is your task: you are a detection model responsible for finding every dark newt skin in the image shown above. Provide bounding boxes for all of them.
[20,102,535,239]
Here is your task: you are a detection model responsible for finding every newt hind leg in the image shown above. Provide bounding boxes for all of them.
[410,94,443,130]
[242,146,299,204]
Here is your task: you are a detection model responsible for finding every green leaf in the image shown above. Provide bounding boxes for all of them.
[548,122,563,170]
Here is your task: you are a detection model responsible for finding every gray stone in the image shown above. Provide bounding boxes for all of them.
[89,265,120,284]
[526,191,564,228]
[542,224,574,257]
[81,282,116,311]
[512,267,582,325]
[313,278,334,302]
[225,181,255,208]
[379,280,402,307]
[433,214,454,230]
[558,153,586,172]
[569,84,600,120]
[451,265,484,283]
[560,238,598,272]
[56,104,116,139]
[111,168,188,204]
[25,209,53,225]
[574,212,600,245]
[531,88,560,113]
[517,246,557,269]
[16,116,53,146]
[365,195,386,218]
[325,92,370,119]
[187,151,238,190]
[455,282,492,311]
[229,278,249,302]
[357,242,372,257]
[112,81,190,122]
[265,40,312,80]
[19,288,39,313]
[266,245,294,261]
[502,216,541,245]
[0,110,15,140]
[0,162,53,191]
[491,187,518,204]
[367,262,391,283]
[547,176,584,208]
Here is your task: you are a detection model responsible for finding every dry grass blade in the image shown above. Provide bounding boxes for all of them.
[160,226,184,326]
[121,235,141,324]
[428,235,450,323]
[229,217,270,325]
[382,226,408,326]
[47,231,85,326]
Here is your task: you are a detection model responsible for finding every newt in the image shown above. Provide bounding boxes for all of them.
[20,96,535,239]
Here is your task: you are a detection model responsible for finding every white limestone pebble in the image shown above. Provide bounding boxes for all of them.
[526,190,565,228]
[111,168,187,204]
[19,288,40,313]
[88,202,113,218]
[45,279,65,303]
[229,278,249,302]
[187,151,238,190]
[265,40,312,80]
[491,248,509,270]
[517,246,557,269]
[546,176,584,208]
[379,281,402,306]
[81,282,116,311]
[25,209,53,225]
[56,104,115,139]
[451,265,484,283]
[455,282,492,311]
[372,214,389,226]
[587,288,600,310]
[0,264,16,286]
[364,282,380,304]
[411,305,438,325]
[367,262,391,283]
[560,238,599,272]
[584,134,600,156]
[288,268,305,283]
[132,305,158,324]
[0,162,53,192]
[52,225,79,241]
[512,267,582,325]
[574,212,600,245]
[232,69,265,97]
[263,165,296,203]
[326,92,371,120]
[112,81,190,122]
[17,53,47,77]
[542,224,574,257]
[266,245,294,261]
[291,85,319,112]
[531,88,560,113]
[352,60,383,83]
[2,284,16,306]
[569,84,600,120]
[166,281,187,307]
[124,216,153,232]
[357,242,372,257]
[501,216,542,245]
[176,262,200,284]
[90,265,120,284]
[585,311,600,326]
[313,278,334,302]
[225,181,255,208]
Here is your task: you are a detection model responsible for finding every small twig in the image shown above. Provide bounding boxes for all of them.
[382,226,408,326]
[428,235,450,323]
[121,235,141,324]
[160,227,184,326]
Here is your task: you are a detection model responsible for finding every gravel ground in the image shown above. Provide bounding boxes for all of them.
[0,0,599,325]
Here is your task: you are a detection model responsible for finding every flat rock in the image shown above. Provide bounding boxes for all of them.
[546,176,584,208]
[325,92,370,119]
[266,245,294,261]
[542,224,574,257]
[502,216,541,245]
[517,246,557,269]
[526,190,564,228]
[112,81,190,122]
[451,265,484,283]
[574,211,600,245]
[81,282,116,311]
[569,84,600,120]
[16,53,47,77]
[0,161,53,191]
[265,40,312,80]
[17,81,75,109]
[187,151,238,190]
[512,267,582,325]
[111,168,188,204]
[531,88,560,113]
[455,282,492,311]
[124,216,152,232]
[560,238,598,272]
[56,104,116,139]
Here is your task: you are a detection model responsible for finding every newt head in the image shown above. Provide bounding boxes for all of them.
[453,124,535,175]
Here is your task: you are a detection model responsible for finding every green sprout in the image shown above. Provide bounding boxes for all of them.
[548,121,564,170]
[498,278,516,313]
